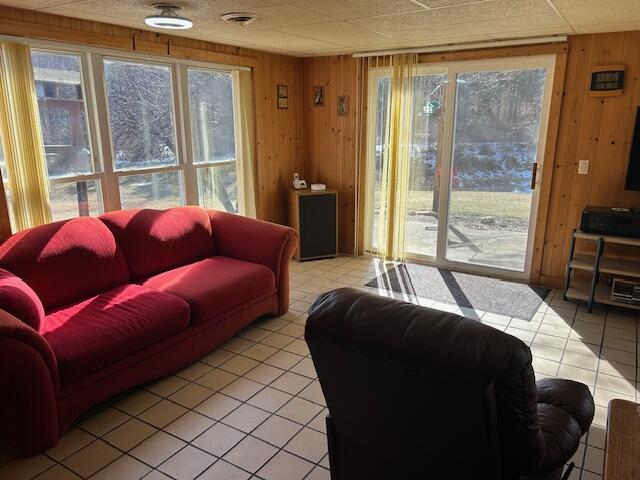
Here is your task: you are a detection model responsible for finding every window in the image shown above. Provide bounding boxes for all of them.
[31,50,103,221]
[187,68,238,212]
[0,42,248,233]
[104,58,184,209]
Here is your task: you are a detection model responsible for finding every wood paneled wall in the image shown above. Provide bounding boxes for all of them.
[0,6,303,226]
[540,31,640,286]
[302,36,640,287]
[301,55,359,254]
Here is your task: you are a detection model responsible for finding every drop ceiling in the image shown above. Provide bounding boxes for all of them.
[1,0,639,56]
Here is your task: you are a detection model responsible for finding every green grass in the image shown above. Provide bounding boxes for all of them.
[405,190,532,221]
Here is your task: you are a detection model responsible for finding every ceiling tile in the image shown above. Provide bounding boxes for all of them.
[352,0,556,33]
[0,0,74,8]
[289,0,425,20]
[414,0,487,6]
[216,29,342,52]
[392,12,568,40]
[553,0,640,26]
[278,21,397,46]
[572,20,640,34]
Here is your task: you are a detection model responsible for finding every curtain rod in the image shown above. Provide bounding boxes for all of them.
[352,36,568,58]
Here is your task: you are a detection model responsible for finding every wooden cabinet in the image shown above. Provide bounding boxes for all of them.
[288,189,338,261]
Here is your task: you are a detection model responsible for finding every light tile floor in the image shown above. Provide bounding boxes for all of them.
[1,256,638,480]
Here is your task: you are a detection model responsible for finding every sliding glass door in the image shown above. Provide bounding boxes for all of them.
[366,55,555,278]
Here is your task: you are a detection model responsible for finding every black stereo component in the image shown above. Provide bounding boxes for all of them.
[581,206,640,238]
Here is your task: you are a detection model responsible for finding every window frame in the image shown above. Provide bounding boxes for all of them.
[182,65,240,210]
[98,55,186,210]
[30,47,106,220]
[5,34,249,224]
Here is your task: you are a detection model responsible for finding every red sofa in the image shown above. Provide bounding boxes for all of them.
[0,206,297,455]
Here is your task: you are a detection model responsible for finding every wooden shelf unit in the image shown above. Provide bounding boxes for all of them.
[564,229,640,312]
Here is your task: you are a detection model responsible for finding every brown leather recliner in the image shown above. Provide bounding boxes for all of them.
[306,288,595,480]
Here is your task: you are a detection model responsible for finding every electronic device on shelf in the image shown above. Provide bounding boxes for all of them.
[580,205,640,238]
[611,278,640,304]
[292,172,307,190]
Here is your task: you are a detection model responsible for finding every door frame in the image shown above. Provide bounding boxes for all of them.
[364,54,557,281]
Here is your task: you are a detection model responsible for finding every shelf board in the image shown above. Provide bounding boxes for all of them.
[566,281,640,310]
[575,230,640,247]
[569,254,640,278]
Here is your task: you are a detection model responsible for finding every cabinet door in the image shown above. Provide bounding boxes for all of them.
[299,194,336,259]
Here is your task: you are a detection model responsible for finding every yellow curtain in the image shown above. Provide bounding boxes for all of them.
[376,53,418,261]
[0,42,50,231]
[234,69,257,218]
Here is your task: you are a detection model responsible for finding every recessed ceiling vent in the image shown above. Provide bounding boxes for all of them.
[220,12,258,26]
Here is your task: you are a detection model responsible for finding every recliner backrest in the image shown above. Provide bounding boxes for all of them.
[306,288,545,479]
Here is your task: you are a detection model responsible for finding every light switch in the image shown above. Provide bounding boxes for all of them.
[578,160,589,174]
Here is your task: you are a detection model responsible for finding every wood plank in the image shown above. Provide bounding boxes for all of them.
[604,399,640,480]
[530,50,568,283]
[540,31,640,286]
[0,17,132,50]
[168,44,258,68]
[417,42,568,64]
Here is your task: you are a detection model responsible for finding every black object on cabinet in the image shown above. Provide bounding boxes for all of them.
[289,189,338,260]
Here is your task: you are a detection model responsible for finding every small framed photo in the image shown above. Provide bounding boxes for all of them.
[338,95,349,116]
[277,84,288,109]
[313,86,324,106]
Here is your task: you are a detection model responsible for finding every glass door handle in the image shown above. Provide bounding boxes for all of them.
[531,162,538,189]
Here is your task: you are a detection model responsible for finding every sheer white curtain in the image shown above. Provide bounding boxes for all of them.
[234,69,256,218]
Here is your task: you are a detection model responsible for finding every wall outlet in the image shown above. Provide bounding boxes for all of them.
[578,159,589,174]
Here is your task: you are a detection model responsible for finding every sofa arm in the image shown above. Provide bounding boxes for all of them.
[209,211,298,315]
[0,309,60,455]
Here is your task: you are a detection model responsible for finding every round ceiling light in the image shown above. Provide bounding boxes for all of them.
[145,4,193,30]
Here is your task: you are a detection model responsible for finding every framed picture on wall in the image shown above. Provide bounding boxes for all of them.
[338,95,349,116]
[314,86,324,106]
[277,84,288,109]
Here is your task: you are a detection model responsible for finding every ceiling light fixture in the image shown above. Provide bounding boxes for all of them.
[145,4,193,30]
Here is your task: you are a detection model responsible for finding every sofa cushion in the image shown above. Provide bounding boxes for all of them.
[0,217,129,311]
[141,256,276,324]
[41,284,190,383]
[0,267,45,330]
[100,207,214,280]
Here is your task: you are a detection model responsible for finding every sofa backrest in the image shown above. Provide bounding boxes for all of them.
[0,217,129,311]
[99,206,214,280]
[306,288,544,479]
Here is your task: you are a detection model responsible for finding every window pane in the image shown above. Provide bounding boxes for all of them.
[31,51,93,178]
[0,141,15,231]
[446,68,546,271]
[119,171,184,210]
[188,69,236,163]
[104,59,177,171]
[371,76,390,250]
[49,180,101,222]
[405,73,447,258]
[196,164,237,213]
